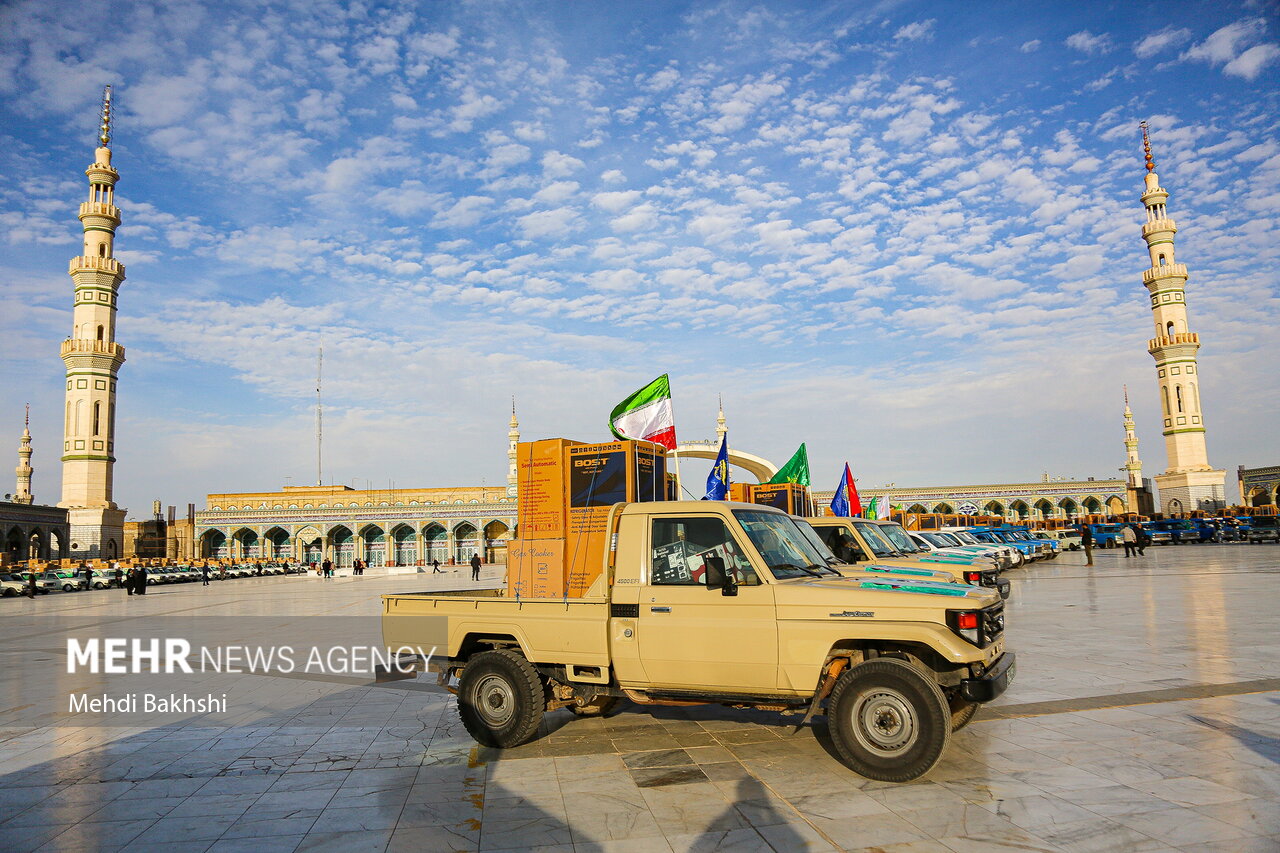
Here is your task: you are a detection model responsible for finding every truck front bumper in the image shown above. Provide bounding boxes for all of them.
[960,651,1015,703]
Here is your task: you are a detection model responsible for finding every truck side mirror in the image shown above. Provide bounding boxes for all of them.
[704,556,738,596]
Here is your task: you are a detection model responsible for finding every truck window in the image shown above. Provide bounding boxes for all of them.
[851,520,897,556]
[733,510,828,580]
[816,526,865,562]
[651,517,758,586]
[876,523,925,554]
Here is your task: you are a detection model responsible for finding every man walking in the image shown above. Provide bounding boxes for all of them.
[1121,524,1137,558]
[470,552,482,581]
[432,558,442,574]
[1080,524,1094,567]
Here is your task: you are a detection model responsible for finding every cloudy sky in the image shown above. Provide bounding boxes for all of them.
[2,0,1277,515]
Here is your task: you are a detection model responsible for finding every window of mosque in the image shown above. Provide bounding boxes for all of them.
[304,504,313,509]
[274,505,283,509]
[410,501,419,506]
[469,499,479,504]
[289,504,298,509]
[380,502,389,507]
[319,504,328,508]
[364,502,373,507]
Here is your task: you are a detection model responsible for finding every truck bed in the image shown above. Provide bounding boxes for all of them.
[382,592,611,671]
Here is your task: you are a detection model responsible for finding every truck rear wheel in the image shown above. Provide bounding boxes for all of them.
[457,649,545,748]
[570,696,618,717]
[827,658,951,783]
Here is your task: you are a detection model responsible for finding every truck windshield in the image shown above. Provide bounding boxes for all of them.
[851,520,899,556]
[733,510,828,579]
[920,532,953,548]
[876,523,925,554]
[792,522,844,575]
[952,531,981,545]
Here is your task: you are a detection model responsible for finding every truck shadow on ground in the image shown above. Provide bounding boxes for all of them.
[0,684,810,852]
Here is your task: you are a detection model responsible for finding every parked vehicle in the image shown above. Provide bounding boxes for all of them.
[49,570,89,592]
[386,501,1014,783]
[1247,516,1280,543]
[1029,529,1081,551]
[802,518,1008,597]
[1,574,28,596]
[1143,519,1196,545]
[939,528,1024,567]
[7,571,55,593]
[1085,524,1126,548]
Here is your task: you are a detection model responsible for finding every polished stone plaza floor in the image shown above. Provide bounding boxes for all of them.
[2,545,1278,852]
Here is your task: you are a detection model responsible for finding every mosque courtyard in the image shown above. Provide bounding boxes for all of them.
[1,545,1278,853]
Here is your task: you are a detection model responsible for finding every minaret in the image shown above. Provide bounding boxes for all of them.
[1137,123,1225,515]
[716,395,727,444]
[1121,388,1147,514]
[59,86,127,558]
[14,405,34,505]
[506,399,519,497]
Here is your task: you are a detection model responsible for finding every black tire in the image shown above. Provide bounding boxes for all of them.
[2,588,14,597]
[826,658,951,783]
[949,695,979,732]
[63,584,74,592]
[570,696,619,717]
[457,649,546,748]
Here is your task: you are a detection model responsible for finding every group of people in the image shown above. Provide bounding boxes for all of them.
[121,566,148,595]
[1079,523,1149,566]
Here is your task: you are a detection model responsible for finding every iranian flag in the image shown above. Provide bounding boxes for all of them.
[609,374,677,450]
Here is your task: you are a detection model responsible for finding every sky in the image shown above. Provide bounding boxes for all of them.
[1,0,1278,517]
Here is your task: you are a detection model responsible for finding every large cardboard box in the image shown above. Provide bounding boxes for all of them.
[510,438,668,598]
[506,539,565,598]
[731,482,813,516]
[515,438,579,540]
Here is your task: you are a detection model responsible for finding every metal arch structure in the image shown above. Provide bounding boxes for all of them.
[672,443,778,483]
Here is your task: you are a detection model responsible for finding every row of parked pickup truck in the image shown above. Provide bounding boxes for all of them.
[0,562,307,596]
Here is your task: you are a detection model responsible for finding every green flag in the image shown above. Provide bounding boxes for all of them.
[767,443,810,486]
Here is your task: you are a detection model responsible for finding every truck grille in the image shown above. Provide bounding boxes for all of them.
[981,601,1005,646]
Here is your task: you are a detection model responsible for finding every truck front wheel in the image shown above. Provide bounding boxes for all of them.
[948,695,978,732]
[827,658,951,783]
[457,649,546,748]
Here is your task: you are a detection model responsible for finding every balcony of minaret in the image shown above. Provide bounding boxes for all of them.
[1148,331,1199,352]
[61,338,125,360]
[68,255,125,277]
[1142,263,1188,284]
[78,200,120,223]
[1141,218,1176,238]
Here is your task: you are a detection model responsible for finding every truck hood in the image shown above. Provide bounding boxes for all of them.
[829,563,957,583]
[776,574,995,604]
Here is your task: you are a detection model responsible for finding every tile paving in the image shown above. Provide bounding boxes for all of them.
[1,546,1278,851]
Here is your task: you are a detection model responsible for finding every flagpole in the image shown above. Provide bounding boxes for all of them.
[667,393,686,498]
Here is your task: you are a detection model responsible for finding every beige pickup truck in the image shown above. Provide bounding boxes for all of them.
[806,517,1011,600]
[383,500,1014,782]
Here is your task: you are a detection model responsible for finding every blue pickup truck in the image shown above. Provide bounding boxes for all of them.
[1247,515,1280,543]
[1086,523,1126,548]
[1142,519,1197,545]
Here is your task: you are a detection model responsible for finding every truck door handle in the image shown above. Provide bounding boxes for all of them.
[650,606,671,613]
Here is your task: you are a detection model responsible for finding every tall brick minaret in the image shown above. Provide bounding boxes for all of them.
[59,86,127,558]
[1137,122,1225,515]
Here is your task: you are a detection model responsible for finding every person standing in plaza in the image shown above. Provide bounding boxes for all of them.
[470,552,481,581]
[201,563,210,586]
[27,570,37,599]
[1121,524,1137,558]
[114,565,124,588]
[125,566,135,595]
[1080,524,1094,566]
[322,558,332,579]
[136,565,147,594]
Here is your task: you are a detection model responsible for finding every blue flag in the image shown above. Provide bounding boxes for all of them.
[830,463,856,517]
[703,434,729,500]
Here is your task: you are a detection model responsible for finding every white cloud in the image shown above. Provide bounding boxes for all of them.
[432,196,493,228]
[533,181,579,204]
[894,20,936,42]
[1019,40,1041,53]
[601,169,626,184]
[542,151,585,177]
[1133,27,1192,58]
[1224,43,1280,80]
[516,207,580,240]
[1184,18,1267,65]
[702,77,787,134]
[592,190,642,213]
[1065,31,1113,55]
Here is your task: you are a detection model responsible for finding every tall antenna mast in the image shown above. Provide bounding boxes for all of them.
[316,344,324,486]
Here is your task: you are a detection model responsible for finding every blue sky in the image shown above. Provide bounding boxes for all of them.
[2,0,1277,515]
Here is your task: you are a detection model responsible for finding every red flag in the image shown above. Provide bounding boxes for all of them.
[844,463,863,516]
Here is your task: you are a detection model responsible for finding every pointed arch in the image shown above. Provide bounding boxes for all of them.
[422,522,448,562]
[389,524,417,566]
[1033,498,1054,519]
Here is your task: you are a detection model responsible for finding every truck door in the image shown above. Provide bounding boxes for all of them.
[637,514,777,693]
